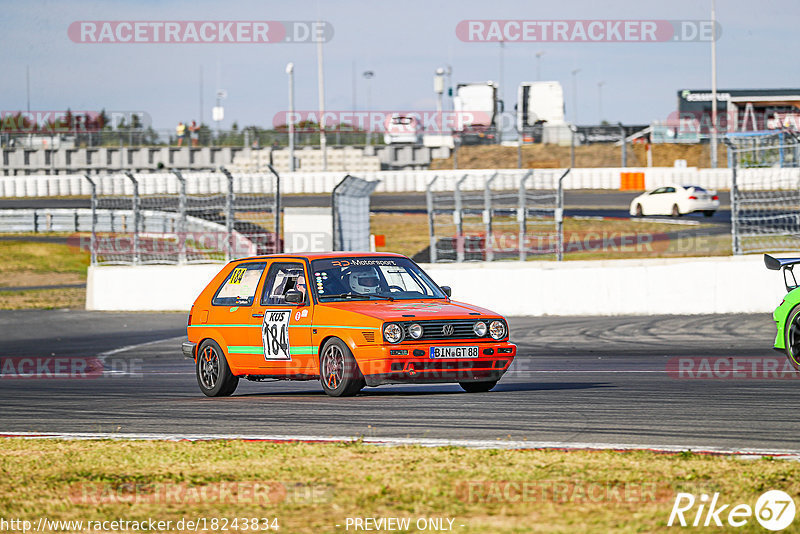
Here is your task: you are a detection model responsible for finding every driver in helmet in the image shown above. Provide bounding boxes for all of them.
[347,267,381,295]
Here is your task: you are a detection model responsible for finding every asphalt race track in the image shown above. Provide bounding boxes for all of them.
[1,310,797,453]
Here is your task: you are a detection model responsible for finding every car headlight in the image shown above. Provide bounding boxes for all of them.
[473,321,487,337]
[489,320,506,340]
[408,323,423,339]
[383,323,403,343]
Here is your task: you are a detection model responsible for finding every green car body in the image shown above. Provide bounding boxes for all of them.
[772,290,800,350]
[766,254,800,371]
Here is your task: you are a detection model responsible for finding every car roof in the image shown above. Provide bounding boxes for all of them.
[229,251,407,263]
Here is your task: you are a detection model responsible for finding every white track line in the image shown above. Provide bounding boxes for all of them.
[1,431,798,460]
[98,335,186,359]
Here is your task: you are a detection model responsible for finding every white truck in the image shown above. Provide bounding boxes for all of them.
[516,81,566,143]
[453,81,502,145]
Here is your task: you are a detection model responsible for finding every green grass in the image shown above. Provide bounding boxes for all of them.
[0,439,797,533]
[0,239,89,276]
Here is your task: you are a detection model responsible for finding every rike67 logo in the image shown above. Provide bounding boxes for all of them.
[668,490,795,530]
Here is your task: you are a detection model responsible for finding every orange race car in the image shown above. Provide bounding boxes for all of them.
[183,252,516,397]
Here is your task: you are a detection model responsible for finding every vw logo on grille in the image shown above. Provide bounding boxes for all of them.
[442,324,454,336]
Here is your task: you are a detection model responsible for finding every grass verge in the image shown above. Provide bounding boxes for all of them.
[371,213,726,260]
[0,439,796,533]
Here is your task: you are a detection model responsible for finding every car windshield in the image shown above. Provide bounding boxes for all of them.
[310,257,447,301]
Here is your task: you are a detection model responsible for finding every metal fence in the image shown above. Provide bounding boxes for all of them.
[83,169,281,264]
[728,133,800,254]
[332,175,379,252]
[426,169,570,262]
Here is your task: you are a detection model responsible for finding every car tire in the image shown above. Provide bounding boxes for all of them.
[784,304,800,372]
[319,338,364,397]
[459,380,498,393]
[703,210,714,217]
[635,204,643,217]
[196,339,239,397]
[671,204,681,217]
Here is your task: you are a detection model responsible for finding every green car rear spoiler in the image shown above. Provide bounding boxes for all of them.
[765,254,800,292]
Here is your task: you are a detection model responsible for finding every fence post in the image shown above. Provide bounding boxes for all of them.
[518,170,532,261]
[556,168,571,261]
[124,172,139,264]
[484,172,499,262]
[725,139,740,255]
[455,174,468,262]
[426,175,438,263]
[220,167,234,261]
[84,174,97,265]
[172,170,187,264]
[267,164,282,253]
[619,123,627,168]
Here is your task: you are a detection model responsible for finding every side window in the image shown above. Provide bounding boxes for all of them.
[665,187,676,193]
[212,262,266,307]
[260,262,308,306]
[650,187,666,195]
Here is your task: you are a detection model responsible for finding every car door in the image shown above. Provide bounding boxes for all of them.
[661,186,677,214]
[207,261,269,374]
[245,260,316,376]
[643,187,665,215]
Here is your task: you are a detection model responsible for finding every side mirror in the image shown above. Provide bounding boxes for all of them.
[285,290,304,305]
[440,286,452,297]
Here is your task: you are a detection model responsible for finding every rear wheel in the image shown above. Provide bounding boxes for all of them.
[459,380,498,393]
[319,338,364,397]
[784,305,800,372]
[196,340,239,397]
[703,210,715,217]
[671,204,681,217]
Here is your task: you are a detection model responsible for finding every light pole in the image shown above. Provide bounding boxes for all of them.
[535,51,545,81]
[444,65,453,111]
[498,40,505,143]
[710,0,718,168]
[435,68,445,136]
[598,81,605,123]
[363,70,374,145]
[571,69,581,125]
[285,62,295,171]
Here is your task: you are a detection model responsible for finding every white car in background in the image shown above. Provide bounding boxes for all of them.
[629,184,720,217]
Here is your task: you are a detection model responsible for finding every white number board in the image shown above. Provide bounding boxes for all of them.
[262,309,291,360]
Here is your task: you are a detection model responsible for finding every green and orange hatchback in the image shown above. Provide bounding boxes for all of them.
[183,252,516,397]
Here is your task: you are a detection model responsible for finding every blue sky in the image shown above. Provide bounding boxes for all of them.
[2,0,798,130]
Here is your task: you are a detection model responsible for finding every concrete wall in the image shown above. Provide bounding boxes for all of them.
[4,167,799,197]
[86,256,783,316]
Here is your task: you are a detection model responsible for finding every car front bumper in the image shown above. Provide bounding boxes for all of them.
[356,341,516,386]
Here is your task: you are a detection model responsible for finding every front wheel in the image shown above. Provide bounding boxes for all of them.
[319,338,364,397]
[784,305,800,371]
[459,380,498,393]
[196,340,239,397]
[635,204,643,217]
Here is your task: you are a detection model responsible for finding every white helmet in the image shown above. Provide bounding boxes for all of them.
[348,268,380,294]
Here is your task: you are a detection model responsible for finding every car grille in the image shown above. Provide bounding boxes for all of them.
[399,319,502,341]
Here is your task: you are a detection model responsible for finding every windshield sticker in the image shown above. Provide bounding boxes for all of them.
[262,309,292,361]
[389,303,447,311]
